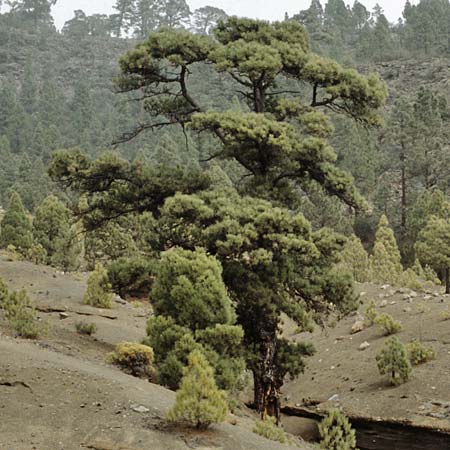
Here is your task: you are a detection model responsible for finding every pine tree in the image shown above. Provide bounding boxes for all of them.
[167,350,228,429]
[319,409,357,450]
[416,215,450,293]
[376,337,412,386]
[33,195,71,262]
[192,6,227,35]
[0,191,33,254]
[338,234,370,282]
[83,263,113,308]
[370,215,402,284]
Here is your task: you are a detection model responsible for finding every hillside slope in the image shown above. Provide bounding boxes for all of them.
[0,254,306,450]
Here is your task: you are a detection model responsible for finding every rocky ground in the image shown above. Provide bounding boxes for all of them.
[283,282,450,435]
[0,254,308,450]
[3,251,450,449]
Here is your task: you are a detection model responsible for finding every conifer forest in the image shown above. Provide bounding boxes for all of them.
[2,1,450,449]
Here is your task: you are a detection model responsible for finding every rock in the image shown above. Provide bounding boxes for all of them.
[410,291,418,298]
[359,341,370,351]
[399,288,408,294]
[131,405,149,413]
[378,293,385,299]
[114,295,127,305]
[59,312,69,320]
[351,320,365,334]
[388,290,396,296]
[390,301,396,305]
[434,292,441,297]
[381,284,390,290]
[423,295,432,301]
[380,300,388,308]
[328,394,339,402]
[359,292,367,297]
[403,307,412,313]
[402,294,411,300]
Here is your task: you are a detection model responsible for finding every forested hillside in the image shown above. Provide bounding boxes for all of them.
[1,0,450,258]
[2,1,450,447]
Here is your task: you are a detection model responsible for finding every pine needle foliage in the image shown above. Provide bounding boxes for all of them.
[370,215,402,285]
[253,416,289,444]
[338,234,370,282]
[83,262,113,308]
[318,409,357,450]
[167,350,228,429]
[2,289,41,339]
[376,337,412,385]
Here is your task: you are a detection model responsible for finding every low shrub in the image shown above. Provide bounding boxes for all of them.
[374,313,402,335]
[27,243,48,265]
[253,416,289,444]
[2,289,41,339]
[107,342,154,379]
[75,321,97,336]
[364,299,378,326]
[406,340,436,365]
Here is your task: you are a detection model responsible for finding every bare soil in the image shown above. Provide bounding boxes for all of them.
[0,254,305,450]
[283,282,450,433]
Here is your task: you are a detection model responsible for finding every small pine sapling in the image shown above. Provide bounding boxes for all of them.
[376,337,412,385]
[167,350,228,429]
[83,262,113,308]
[2,289,41,339]
[318,409,357,450]
[364,299,378,326]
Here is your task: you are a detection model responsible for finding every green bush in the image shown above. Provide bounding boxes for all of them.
[26,243,48,265]
[364,299,378,326]
[83,262,113,308]
[75,321,97,336]
[374,313,402,335]
[2,289,41,339]
[253,416,289,444]
[107,256,156,299]
[376,337,412,385]
[107,342,154,379]
[406,340,436,365]
[318,409,357,450]
[167,350,228,429]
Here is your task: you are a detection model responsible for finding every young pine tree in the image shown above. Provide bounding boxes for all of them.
[319,409,357,450]
[32,195,71,263]
[416,215,450,293]
[376,336,412,385]
[370,215,403,284]
[338,234,370,282]
[167,350,228,429]
[83,263,113,308]
[0,191,33,254]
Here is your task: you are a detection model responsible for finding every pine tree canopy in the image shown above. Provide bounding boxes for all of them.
[115,17,387,208]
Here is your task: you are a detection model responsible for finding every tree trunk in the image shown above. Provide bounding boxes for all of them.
[252,334,281,423]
